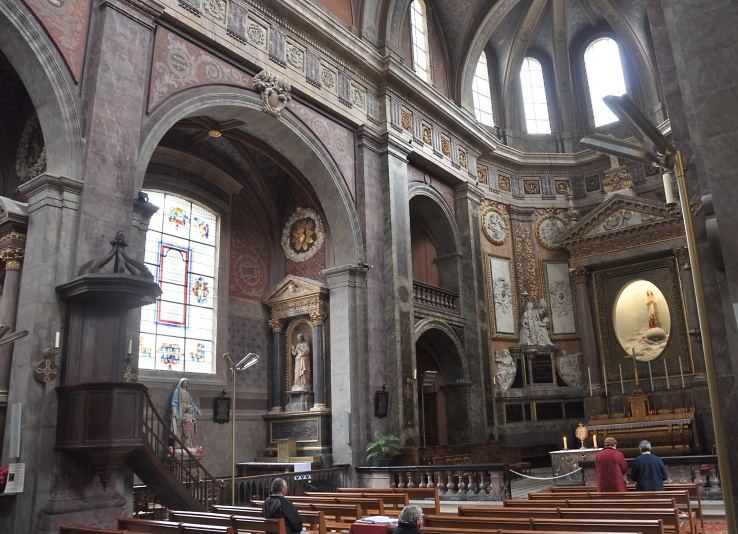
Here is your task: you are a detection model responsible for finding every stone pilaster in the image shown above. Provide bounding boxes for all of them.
[268,320,283,412]
[569,267,602,389]
[379,134,418,446]
[454,182,490,442]
[324,265,367,467]
[309,311,327,410]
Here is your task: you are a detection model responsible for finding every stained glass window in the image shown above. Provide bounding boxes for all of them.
[139,191,218,374]
[520,57,551,134]
[472,52,495,127]
[410,0,430,82]
[584,37,627,127]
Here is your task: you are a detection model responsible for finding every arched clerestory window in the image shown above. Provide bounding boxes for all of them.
[139,190,219,374]
[584,37,627,127]
[520,57,551,134]
[410,0,430,82]
[472,52,495,127]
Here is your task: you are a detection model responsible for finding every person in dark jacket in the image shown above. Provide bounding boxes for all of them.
[262,478,304,534]
[630,439,669,490]
[595,436,628,492]
[393,505,424,534]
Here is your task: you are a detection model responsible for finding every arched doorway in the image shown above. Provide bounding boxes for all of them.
[414,322,467,447]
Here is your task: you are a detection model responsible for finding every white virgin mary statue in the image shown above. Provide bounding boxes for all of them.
[170,378,200,446]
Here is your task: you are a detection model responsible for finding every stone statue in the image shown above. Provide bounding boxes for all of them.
[170,378,200,448]
[495,349,517,391]
[291,333,311,390]
[519,300,554,346]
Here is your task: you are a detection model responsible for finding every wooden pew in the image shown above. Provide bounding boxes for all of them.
[421,514,665,534]
[206,506,327,534]
[118,518,232,533]
[306,491,407,511]
[60,527,125,534]
[167,512,287,534]
[254,495,382,516]
[336,487,441,514]
[250,500,362,527]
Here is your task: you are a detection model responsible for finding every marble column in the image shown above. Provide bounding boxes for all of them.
[454,182,490,442]
[0,245,24,450]
[569,267,602,391]
[268,320,283,413]
[324,265,367,467]
[309,311,327,411]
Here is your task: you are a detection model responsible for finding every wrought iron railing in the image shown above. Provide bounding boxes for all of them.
[356,464,511,501]
[141,388,224,509]
[413,280,459,312]
[217,466,350,506]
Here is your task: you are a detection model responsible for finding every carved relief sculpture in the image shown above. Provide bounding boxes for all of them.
[495,349,516,391]
[486,255,517,337]
[555,351,582,387]
[480,203,509,245]
[544,262,577,335]
[536,216,567,249]
[280,207,326,262]
[253,69,292,117]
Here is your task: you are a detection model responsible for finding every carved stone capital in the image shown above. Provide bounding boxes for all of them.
[253,69,292,117]
[0,248,24,270]
[568,267,588,286]
[309,311,326,327]
[269,319,282,334]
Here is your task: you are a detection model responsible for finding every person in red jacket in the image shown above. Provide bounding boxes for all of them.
[595,436,628,491]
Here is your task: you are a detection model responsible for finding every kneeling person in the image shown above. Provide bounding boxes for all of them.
[263,478,304,534]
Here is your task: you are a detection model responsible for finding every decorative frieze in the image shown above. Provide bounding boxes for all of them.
[554,179,570,195]
[523,178,541,195]
[498,174,511,192]
[285,42,305,72]
[202,0,225,21]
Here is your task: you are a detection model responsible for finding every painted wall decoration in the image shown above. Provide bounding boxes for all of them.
[281,207,327,262]
[486,255,517,337]
[613,279,671,361]
[544,261,577,336]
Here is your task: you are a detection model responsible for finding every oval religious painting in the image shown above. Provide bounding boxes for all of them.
[613,279,671,361]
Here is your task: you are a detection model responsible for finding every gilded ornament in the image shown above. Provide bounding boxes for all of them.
[555,180,570,195]
[585,175,600,192]
[477,165,488,184]
[498,174,511,192]
[280,207,326,262]
[0,248,24,271]
[309,311,326,326]
[523,178,541,195]
[400,110,412,131]
[422,124,432,145]
[441,137,451,158]
[458,149,468,169]
[513,224,538,301]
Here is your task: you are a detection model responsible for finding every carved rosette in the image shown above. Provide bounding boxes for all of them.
[253,69,292,117]
[280,207,326,262]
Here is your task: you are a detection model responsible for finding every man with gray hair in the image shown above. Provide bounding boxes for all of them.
[630,439,669,490]
[393,505,424,534]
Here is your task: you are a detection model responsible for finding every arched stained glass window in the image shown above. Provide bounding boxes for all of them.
[584,37,627,127]
[139,191,219,374]
[472,52,495,127]
[520,57,551,134]
[410,0,430,81]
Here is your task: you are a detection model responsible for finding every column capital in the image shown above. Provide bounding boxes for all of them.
[0,248,24,271]
[268,319,282,334]
[568,266,589,285]
[673,246,690,268]
[309,311,326,326]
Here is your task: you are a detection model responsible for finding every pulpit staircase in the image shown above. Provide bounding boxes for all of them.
[56,382,221,512]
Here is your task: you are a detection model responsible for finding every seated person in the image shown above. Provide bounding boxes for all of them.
[262,477,304,534]
[394,505,424,534]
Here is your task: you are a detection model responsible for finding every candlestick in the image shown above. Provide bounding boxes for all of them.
[632,349,640,386]
[54,331,60,349]
[648,360,654,390]
[619,364,624,394]
[678,356,685,388]
[563,436,568,450]
[662,171,675,205]
[664,358,670,390]
[128,339,133,355]
[593,434,598,448]
[588,366,593,396]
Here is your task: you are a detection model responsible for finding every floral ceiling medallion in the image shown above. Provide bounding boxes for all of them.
[281,207,326,262]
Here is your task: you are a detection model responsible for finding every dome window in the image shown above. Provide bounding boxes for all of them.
[520,57,551,134]
[473,52,495,127]
[584,37,627,127]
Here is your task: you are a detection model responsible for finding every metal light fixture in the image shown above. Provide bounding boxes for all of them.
[580,94,734,532]
[208,129,222,138]
[223,351,259,505]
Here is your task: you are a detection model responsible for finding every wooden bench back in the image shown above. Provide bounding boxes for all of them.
[210,506,326,534]
[422,514,664,534]
[306,491,407,508]
[60,527,125,534]
[251,500,362,522]
[337,487,441,514]
[118,518,232,534]
[285,495,384,515]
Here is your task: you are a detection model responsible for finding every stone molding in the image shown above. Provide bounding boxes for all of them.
[264,274,329,322]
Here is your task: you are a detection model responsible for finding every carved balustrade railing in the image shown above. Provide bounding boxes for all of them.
[580,454,721,499]
[412,281,459,312]
[217,465,350,506]
[356,464,511,501]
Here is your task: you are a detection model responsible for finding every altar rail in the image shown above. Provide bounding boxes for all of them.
[356,464,511,501]
[413,281,459,312]
[579,454,721,500]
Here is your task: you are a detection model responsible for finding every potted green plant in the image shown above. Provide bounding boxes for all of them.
[365,433,401,466]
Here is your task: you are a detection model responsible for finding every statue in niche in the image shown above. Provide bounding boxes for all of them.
[519,300,554,347]
[291,333,311,391]
[495,349,516,391]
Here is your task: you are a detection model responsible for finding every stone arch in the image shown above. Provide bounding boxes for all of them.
[0,0,83,180]
[136,86,364,267]
[414,318,466,382]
